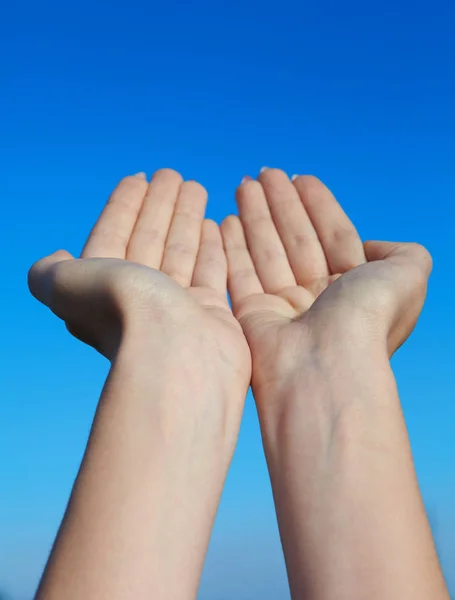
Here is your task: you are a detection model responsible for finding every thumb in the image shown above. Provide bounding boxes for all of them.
[364,241,433,277]
[28,253,128,358]
[28,250,75,311]
[28,252,121,323]
[363,241,432,354]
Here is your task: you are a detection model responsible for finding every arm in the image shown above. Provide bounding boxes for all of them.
[259,342,446,599]
[30,170,251,600]
[222,169,449,600]
[35,334,236,600]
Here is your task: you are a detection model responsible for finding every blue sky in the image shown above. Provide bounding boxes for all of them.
[1,1,454,598]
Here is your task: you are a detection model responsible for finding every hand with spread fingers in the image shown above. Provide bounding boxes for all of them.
[29,170,250,600]
[221,169,447,600]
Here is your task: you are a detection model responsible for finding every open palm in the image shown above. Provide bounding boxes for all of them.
[221,170,431,398]
[29,170,251,388]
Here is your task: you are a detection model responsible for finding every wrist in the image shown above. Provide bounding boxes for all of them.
[110,327,245,452]
[41,326,240,600]
[256,345,442,600]
[255,337,398,450]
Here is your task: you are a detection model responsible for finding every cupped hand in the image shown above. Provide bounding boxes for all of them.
[221,169,432,401]
[29,170,251,395]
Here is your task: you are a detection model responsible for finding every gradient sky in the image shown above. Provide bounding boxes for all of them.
[1,1,454,598]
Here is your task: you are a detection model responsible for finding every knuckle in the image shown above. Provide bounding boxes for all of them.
[92,226,128,247]
[248,213,272,228]
[165,241,195,257]
[133,227,165,246]
[203,251,225,268]
[292,231,319,248]
[332,225,358,245]
[234,266,257,281]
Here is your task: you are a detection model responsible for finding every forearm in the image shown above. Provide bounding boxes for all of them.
[36,335,237,600]
[258,347,448,600]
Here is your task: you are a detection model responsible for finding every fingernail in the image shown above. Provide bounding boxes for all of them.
[134,172,147,180]
[260,166,269,173]
[291,174,299,181]
[241,175,253,184]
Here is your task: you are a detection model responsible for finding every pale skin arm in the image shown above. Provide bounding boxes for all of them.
[221,170,449,600]
[29,171,251,600]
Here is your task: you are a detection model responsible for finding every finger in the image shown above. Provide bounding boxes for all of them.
[28,253,126,359]
[258,168,329,286]
[126,169,183,268]
[81,173,148,259]
[364,241,432,354]
[29,251,101,351]
[364,241,433,277]
[28,253,125,320]
[235,179,296,293]
[221,215,263,309]
[160,180,207,287]
[293,175,366,274]
[192,219,227,296]
[28,250,75,311]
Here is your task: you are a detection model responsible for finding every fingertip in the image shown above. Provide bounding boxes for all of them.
[409,243,433,276]
[220,215,242,241]
[51,249,75,261]
[151,168,184,186]
[235,178,262,201]
[28,250,73,278]
[182,179,208,195]
[202,219,222,241]
[28,257,52,305]
[221,214,239,226]
[28,250,74,306]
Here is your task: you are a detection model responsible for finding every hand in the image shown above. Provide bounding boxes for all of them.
[29,169,251,395]
[221,169,432,405]
[30,171,252,600]
[221,170,447,600]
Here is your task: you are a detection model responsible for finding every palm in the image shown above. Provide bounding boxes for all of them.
[87,171,250,363]
[235,275,337,322]
[30,170,250,378]
[222,171,431,388]
[221,171,374,387]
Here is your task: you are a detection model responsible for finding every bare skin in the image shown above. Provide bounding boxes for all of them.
[28,167,449,600]
[221,169,449,600]
[29,170,251,600]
